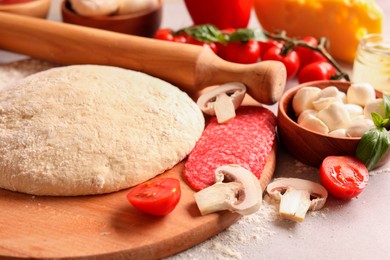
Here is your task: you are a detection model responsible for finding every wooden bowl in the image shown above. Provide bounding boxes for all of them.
[277,80,385,168]
[0,0,51,18]
[61,0,162,37]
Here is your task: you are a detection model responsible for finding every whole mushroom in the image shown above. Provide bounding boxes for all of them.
[194,164,262,216]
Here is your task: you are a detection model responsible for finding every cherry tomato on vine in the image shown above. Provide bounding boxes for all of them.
[319,156,369,199]
[298,61,336,83]
[173,34,187,43]
[186,36,218,53]
[259,39,282,59]
[127,178,181,216]
[218,39,260,64]
[262,46,300,79]
[296,36,327,71]
[154,28,174,41]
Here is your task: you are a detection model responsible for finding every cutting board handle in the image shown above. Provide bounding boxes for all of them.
[0,12,286,105]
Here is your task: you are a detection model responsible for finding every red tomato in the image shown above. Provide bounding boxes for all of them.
[262,46,300,79]
[186,36,218,53]
[127,178,181,216]
[0,0,33,4]
[298,61,336,83]
[173,35,187,43]
[259,39,282,59]
[154,29,174,41]
[319,156,369,199]
[218,40,260,64]
[296,36,327,71]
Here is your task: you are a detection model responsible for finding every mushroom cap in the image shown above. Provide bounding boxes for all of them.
[266,177,328,211]
[197,82,246,116]
[215,164,262,215]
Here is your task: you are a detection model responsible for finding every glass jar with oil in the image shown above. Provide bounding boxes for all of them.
[353,34,390,94]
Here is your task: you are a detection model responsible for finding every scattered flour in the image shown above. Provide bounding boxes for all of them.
[167,196,280,260]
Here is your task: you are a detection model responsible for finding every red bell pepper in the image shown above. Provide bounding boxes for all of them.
[184,0,254,29]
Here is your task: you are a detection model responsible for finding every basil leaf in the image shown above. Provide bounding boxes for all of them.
[356,127,390,170]
[383,94,390,119]
[228,28,266,43]
[371,112,386,128]
[183,24,226,44]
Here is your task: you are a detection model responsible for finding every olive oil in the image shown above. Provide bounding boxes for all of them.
[353,34,390,94]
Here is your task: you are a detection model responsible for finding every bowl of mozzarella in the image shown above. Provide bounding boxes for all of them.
[278,80,387,167]
[61,0,162,37]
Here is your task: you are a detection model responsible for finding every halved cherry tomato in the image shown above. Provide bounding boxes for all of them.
[319,156,369,199]
[218,39,260,64]
[154,28,174,41]
[262,46,300,79]
[127,178,181,216]
[298,61,336,84]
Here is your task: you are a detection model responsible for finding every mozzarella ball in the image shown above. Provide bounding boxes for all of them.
[70,0,119,16]
[347,82,376,107]
[297,109,317,124]
[299,114,329,134]
[317,86,340,99]
[292,87,321,116]
[329,128,347,137]
[364,98,385,119]
[346,118,375,137]
[117,0,159,15]
[312,97,343,111]
[344,103,364,120]
[317,103,351,131]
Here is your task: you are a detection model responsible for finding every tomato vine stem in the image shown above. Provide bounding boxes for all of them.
[263,31,350,81]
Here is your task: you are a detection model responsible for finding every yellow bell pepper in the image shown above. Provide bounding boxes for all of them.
[254,0,383,63]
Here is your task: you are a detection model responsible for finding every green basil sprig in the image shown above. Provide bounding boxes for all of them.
[356,95,390,170]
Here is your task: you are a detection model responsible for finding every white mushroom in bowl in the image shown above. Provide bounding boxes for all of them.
[197,82,246,123]
[194,164,262,216]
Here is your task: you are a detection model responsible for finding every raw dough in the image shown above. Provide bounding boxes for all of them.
[0,65,204,196]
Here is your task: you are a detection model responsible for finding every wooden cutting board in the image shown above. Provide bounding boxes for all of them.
[0,145,276,259]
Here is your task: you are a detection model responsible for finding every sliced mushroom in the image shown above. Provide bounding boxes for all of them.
[266,178,328,222]
[197,83,246,123]
[194,164,262,216]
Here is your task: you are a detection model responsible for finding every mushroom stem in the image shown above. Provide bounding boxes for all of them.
[266,178,328,222]
[196,82,246,124]
[279,187,311,222]
[194,164,263,216]
[194,182,242,215]
[214,92,236,123]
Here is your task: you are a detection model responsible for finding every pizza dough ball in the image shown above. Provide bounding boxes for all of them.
[70,0,119,17]
[0,65,205,196]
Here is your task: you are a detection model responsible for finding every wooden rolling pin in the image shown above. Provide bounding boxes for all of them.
[0,12,286,105]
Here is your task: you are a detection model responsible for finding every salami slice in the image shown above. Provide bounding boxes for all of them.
[184,106,277,191]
